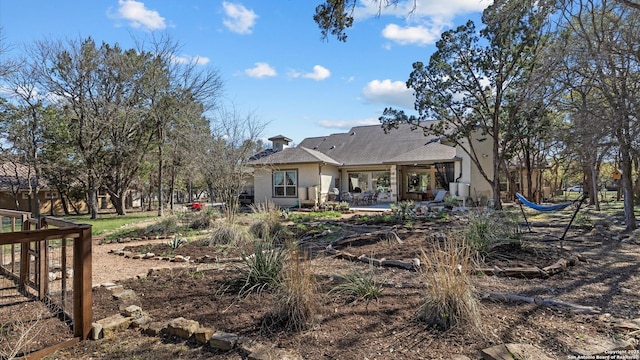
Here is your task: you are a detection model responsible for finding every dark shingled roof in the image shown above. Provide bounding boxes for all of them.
[250,122,455,166]
[249,146,341,166]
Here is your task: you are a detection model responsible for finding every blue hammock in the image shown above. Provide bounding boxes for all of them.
[515,192,588,245]
[515,193,572,212]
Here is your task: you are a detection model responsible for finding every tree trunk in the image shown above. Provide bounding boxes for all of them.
[87,176,99,219]
[620,150,637,231]
[589,161,600,211]
[157,141,164,217]
[169,170,175,212]
[108,189,126,216]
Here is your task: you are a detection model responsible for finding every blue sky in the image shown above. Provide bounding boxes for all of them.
[1,0,490,144]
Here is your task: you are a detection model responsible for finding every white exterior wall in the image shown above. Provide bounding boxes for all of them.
[455,131,494,202]
[253,164,339,207]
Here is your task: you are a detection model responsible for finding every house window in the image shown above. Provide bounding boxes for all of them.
[407,172,431,193]
[273,170,297,197]
[45,192,58,199]
[348,171,390,193]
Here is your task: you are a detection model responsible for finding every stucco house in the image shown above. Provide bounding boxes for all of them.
[249,122,493,207]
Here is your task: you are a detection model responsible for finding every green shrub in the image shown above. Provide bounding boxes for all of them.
[464,210,521,260]
[329,267,383,302]
[239,239,287,297]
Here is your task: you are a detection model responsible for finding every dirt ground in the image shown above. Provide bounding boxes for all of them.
[37,208,640,359]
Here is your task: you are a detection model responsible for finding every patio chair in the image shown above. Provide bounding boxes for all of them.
[340,192,353,203]
[414,189,447,210]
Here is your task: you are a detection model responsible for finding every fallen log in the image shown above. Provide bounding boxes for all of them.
[483,291,601,314]
[474,266,549,278]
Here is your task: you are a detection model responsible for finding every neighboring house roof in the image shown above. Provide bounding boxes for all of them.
[250,146,341,166]
[268,135,293,142]
[0,161,38,191]
[250,122,456,167]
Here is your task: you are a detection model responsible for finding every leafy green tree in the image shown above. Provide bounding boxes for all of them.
[557,0,638,230]
[381,0,555,209]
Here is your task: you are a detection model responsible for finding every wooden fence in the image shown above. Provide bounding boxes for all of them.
[0,209,92,357]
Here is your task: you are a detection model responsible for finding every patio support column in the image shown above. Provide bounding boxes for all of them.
[390,165,398,202]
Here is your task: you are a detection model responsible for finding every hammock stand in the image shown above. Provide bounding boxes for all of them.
[515,192,589,249]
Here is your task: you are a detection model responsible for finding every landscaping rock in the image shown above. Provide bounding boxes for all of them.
[105,284,124,295]
[142,321,167,336]
[572,338,635,357]
[481,343,553,360]
[195,327,215,344]
[147,267,173,276]
[97,314,132,338]
[248,347,303,360]
[90,322,103,340]
[122,305,144,318]
[131,316,153,328]
[132,254,143,259]
[166,317,200,339]
[451,356,471,360]
[136,273,147,280]
[142,252,155,259]
[238,337,268,355]
[112,289,136,301]
[210,331,238,351]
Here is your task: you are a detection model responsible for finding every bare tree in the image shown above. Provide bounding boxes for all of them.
[204,106,266,222]
[138,34,223,217]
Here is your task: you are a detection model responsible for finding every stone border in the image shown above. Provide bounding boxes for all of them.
[92,276,302,359]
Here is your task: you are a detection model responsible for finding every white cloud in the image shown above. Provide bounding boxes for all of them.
[172,54,210,65]
[303,65,331,81]
[381,24,442,46]
[317,118,381,130]
[362,79,414,109]
[286,69,302,79]
[245,62,276,78]
[222,2,258,34]
[113,0,166,31]
[353,0,490,46]
[287,65,331,81]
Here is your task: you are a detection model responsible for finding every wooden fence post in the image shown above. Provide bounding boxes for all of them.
[73,225,92,339]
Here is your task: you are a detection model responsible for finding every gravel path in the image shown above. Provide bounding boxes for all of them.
[92,238,192,286]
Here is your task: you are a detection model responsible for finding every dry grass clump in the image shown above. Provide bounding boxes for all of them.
[418,234,481,331]
[264,248,319,332]
[208,221,253,246]
[249,202,290,241]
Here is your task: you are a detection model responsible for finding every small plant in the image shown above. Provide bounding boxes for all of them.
[239,239,287,297]
[417,235,480,331]
[443,195,458,209]
[574,211,593,228]
[391,200,415,220]
[464,210,521,261]
[168,237,187,250]
[329,266,384,304]
[337,201,350,211]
